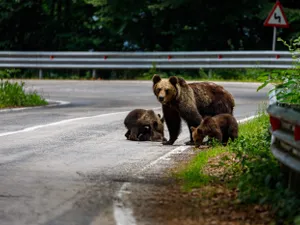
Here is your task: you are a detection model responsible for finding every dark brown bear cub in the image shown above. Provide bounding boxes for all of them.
[152,74,235,145]
[190,113,238,147]
[124,108,166,142]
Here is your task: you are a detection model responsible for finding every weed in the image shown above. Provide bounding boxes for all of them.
[176,111,300,224]
[0,79,48,108]
[175,146,226,190]
[257,37,300,105]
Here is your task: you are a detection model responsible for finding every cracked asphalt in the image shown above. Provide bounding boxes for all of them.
[0,79,271,225]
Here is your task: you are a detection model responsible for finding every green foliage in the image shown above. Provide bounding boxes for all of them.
[2,1,300,80]
[257,37,300,105]
[228,114,276,200]
[0,69,22,79]
[226,114,300,224]
[0,79,48,108]
[175,146,226,190]
[0,0,98,51]
[177,110,300,223]
[133,67,271,82]
[176,113,271,191]
[1,0,299,53]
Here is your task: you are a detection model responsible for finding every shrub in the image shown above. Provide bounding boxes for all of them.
[227,114,300,224]
[0,79,48,108]
[257,37,300,105]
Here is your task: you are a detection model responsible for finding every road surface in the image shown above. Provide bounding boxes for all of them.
[0,80,270,225]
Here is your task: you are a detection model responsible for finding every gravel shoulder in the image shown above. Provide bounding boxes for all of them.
[123,148,275,225]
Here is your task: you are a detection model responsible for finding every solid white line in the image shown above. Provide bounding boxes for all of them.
[0,99,70,113]
[238,114,261,123]
[113,114,260,225]
[46,99,70,106]
[113,182,136,225]
[136,145,190,176]
[135,114,260,176]
[0,107,161,138]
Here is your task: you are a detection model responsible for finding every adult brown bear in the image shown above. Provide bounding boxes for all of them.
[152,74,235,145]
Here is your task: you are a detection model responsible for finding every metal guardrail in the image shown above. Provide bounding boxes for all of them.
[0,50,299,78]
[0,50,299,69]
[267,90,300,192]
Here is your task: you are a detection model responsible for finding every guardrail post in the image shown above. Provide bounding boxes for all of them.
[208,69,213,79]
[39,69,43,79]
[92,70,96,79]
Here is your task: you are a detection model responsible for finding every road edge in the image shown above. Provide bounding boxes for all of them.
[112,114,260,225]
[0,99,70,113]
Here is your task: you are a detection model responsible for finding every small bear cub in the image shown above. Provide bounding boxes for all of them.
[124,108,166,142]
[190,113,238,148]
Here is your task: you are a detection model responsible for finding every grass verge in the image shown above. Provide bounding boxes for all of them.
[174,112,300,224]
[0,79,48,109]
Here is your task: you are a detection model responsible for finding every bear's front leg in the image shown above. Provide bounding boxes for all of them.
[179,105,202,146]
[138,132,151,141]
[185,122,197,145]
[162,105,181,145]
[128,127,140,141]
[125,129,131,139]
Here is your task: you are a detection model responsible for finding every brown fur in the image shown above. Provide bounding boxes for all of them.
[190,113,238,147]
[124,108,166,142]
[152,74,235,145]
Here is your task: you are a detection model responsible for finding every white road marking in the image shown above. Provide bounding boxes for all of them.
[113,114,260,225]
[113,182,136,225]
[238,114,260,123]
[0,104,261,225]
[0,107,161,138]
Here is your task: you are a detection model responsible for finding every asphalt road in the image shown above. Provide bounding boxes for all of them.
[0,80,271,225]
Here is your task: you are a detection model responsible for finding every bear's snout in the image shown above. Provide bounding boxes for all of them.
[158,96,164,102]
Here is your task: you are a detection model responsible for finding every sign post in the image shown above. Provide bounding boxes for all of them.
[263,0,289,51]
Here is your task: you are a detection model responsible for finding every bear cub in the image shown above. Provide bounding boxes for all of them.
[190,113,238,147]
[124,108,166,142]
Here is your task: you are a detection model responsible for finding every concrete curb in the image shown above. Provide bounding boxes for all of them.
[0,99,71,113]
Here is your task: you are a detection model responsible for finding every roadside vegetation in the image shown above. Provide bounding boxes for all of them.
[1,1,300,82]
[174,36,300,224]
[0,69,48,109]
[174,107,300,224]
[257,37,300,106]
[3,67,280,83]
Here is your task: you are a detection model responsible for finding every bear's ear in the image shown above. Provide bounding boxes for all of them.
[146,109,155,116]
[203,115,210,120]
[169,76,178,86]
[202,116,211,125]
[152,74,161,85]
[190,126,196,132]
[197,128,202,135]
[157,113,161,118]
[177,76,187,86]
[160,116,165,124]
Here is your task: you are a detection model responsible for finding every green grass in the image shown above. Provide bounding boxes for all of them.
[135,75,262,82]
[175,145,226,189]
[0,79,48,109]
[135,67,274,82]
[176,112,270,189]
[2,67,280,83]
[175,110,300,224]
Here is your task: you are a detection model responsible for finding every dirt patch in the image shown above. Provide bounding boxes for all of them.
[129,183,273,225]
[127,148,275,225]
